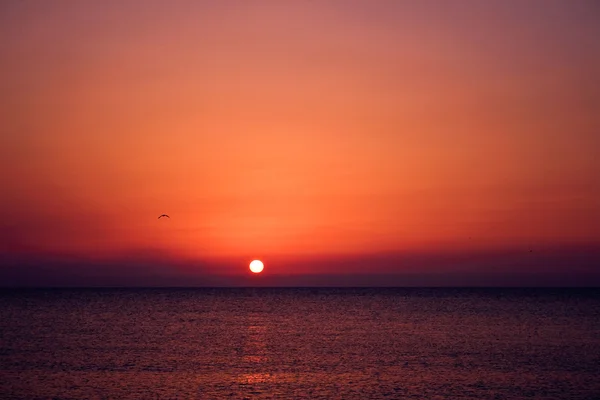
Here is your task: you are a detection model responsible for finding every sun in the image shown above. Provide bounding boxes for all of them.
[249,260,264,274]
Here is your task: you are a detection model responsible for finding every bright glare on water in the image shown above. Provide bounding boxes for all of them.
[1,288,599,399]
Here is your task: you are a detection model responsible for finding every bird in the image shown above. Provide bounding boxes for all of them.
[158,214,170,219]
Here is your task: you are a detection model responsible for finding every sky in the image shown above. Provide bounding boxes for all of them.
[1,0,599,286]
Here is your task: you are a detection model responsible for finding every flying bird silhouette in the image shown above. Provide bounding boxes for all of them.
[158,214,170,219]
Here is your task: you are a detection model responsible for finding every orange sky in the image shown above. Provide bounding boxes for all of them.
[1,1,599,282]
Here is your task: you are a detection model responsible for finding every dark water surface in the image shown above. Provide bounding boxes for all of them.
[1,288,599,399]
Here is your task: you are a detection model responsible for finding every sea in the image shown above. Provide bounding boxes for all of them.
[0,288,598,399]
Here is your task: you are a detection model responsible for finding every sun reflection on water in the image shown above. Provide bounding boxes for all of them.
[240,372,273,384]
[237,313,271,386]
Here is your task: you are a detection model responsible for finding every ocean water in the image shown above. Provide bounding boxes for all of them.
[0,288,599,399]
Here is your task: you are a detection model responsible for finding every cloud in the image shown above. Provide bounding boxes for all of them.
[0,247,218,287]
[2,244,599,287]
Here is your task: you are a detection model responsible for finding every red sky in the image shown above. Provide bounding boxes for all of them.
[1,1,599,286]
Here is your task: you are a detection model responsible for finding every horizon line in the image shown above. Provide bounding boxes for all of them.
[2,286,599,290]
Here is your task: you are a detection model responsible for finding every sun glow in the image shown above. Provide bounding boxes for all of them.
[249,260,264,274]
